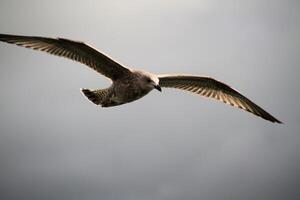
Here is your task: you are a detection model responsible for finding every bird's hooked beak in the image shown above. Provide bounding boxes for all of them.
[154,84,162,92]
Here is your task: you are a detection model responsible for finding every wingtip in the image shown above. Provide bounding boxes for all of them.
[268,116,283,124]
[275,119,283,124]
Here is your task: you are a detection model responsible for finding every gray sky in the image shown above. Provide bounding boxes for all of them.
[0,0,299,200]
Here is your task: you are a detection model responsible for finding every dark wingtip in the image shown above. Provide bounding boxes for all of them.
[274,119,283,124]
[264,115,283,124]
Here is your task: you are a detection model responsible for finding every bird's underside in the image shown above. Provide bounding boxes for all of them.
[0,33,282,123]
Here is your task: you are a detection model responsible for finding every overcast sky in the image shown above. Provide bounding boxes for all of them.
[0,0,299,200]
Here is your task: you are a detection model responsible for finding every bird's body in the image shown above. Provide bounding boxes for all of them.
[0,33,282,123]
[83,70,158,107]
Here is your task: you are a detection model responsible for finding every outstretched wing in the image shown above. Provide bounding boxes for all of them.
[0,34,131,80]
[158,74,281,123]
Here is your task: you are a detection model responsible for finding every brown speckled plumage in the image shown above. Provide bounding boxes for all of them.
[0,33,282,123]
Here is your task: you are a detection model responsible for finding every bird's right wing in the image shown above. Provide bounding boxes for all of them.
[0,34,131,80]
[158,74,281,123]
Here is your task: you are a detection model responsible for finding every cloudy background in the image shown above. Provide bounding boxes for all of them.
[0,0,299,199]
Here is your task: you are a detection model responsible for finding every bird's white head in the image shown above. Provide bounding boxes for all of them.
[133,70,161,92]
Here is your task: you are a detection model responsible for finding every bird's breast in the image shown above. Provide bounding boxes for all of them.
[112,81,151,104]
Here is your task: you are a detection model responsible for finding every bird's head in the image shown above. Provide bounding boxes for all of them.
[134,70,161,92]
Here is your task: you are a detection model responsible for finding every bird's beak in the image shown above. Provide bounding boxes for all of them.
[154,84,162,92]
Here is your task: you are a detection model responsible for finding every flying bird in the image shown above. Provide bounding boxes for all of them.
[0,34,281,123]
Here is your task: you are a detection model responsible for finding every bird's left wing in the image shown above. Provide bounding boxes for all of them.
[158,74,282,123]
[0,34,131,80]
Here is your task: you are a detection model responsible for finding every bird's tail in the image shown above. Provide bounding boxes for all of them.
[81,88,109,105]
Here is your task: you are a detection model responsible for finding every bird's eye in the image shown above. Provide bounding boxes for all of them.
[147,79,151,83]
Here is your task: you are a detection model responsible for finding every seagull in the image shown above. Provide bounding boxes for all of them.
[0,34,281,123]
